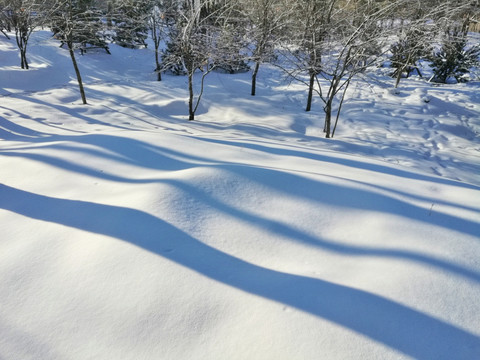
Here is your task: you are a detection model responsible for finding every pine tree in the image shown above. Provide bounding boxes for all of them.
[111,0,149,48]
[429,28,480,83]
[161,21,187,75]
[74,7,109,53]
[51,0,108,54]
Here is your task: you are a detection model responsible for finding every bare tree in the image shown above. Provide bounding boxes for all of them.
[148,0,164,81]
[213,2,250,75]
[279,0,480,138]
[280,0,407,138]
[390,26,433,88]
[283,0,336,112]
[1,0,51,69]
[388,0,478,87]
[51,0,99,104]
[145,0,178,81]
[0,2,12,39]
[242,0,292,96]
[161,0,234,120]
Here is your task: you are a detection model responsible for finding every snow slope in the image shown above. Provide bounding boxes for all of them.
[1,31,480,359]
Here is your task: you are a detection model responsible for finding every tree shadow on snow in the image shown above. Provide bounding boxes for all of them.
[191,136,480,191]
[1,183,479,360]
[0,117,50,140]
[2,129,480,357]
[1,132,478,242]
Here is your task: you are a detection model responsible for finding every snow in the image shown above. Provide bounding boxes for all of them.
[1,31,480,359]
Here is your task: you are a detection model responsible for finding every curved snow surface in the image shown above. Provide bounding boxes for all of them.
[1,31,480,359]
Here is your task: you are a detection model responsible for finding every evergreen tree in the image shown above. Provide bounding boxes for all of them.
[429,28,480,83]
[161,23,187,75]
[111,0,149,48]
[74,8,109,53]
[52,0,109,54]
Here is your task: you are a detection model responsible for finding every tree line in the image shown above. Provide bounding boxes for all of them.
[1,0,479,137]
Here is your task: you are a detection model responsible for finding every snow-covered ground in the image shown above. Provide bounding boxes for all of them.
[1,31,480,359]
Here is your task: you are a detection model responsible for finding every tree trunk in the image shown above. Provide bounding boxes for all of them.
[251,61,260,96]
[188,72,195,120]
[20,50,28,69]
[331,78,351,139]
[155,49,162,81]
[324,100,332,138]
[152,24,162,81]
[1,29,10,39]
[22,34,29,69]
[415,66,423,78]
[68,44,87,104]
[16,33,29,69]
[394,67,403,88]
[306,72,315,111]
